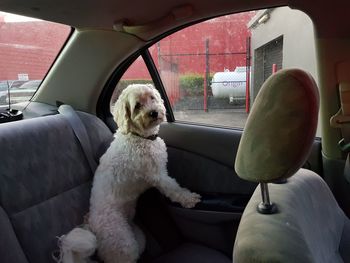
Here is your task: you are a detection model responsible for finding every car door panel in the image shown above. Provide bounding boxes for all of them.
[160,122,243,168]
[158,121,323,255]
[160,122,323,189]
[159,122,252,256]
[167,206,240,256]
[166,146,256,195]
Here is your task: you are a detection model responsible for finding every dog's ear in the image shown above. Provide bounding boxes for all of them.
[150,85,164,104]
[113,92,131,134]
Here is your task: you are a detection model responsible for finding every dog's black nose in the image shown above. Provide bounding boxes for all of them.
[149,111,158,118]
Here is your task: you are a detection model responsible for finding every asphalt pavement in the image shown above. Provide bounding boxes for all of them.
[173,108,248,129]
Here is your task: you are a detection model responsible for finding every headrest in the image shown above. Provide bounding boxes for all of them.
[235,69,319,183]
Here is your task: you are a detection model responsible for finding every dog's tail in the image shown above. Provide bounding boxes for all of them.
[54,227,97,263]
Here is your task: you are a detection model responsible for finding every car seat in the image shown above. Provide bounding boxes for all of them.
[232,69,350,262]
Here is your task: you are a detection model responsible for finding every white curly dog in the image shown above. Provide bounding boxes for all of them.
[59,84,201,263]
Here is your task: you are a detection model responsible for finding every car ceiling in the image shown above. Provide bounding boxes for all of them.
[1,0,348,39]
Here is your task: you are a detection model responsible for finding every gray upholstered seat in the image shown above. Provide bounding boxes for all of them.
[0,112,113,263]
[0,109,231,263]
[233,69,350,262]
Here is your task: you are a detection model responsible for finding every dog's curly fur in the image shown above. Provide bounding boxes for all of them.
[86,84,201,263]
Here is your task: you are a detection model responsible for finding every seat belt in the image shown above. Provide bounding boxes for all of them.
[58,105,98,174]
[330,83,350,149]
[330,82,350,182]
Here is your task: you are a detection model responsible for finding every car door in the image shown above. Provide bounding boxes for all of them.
[97,8,323,257]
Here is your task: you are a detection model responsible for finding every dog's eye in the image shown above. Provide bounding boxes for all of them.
[135,102,142,110]
[151,96,155,100]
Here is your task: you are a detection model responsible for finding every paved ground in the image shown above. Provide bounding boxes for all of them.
[173,107,322,137]
[173,107,249,128]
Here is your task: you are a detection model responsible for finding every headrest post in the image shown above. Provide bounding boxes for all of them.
[258,183,277,214]
[261,182,271,204]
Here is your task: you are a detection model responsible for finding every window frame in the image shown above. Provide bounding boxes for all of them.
[142,50,175,122]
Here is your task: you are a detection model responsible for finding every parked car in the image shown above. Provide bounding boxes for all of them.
[0,81,9,105]
[0,0,349,263]
[0,80,28,105]
[0,81,8,92]
[4,80,41,104]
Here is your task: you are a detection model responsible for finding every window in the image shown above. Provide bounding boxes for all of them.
[0,12,71,106]
[147,11,255,128]
[111,7,318,133]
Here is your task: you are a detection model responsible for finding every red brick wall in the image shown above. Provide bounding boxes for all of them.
[123,11,255,80]
[0,11,254,82]
[0,20,70,80]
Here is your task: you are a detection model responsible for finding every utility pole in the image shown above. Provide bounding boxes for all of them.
[204,38,209,112]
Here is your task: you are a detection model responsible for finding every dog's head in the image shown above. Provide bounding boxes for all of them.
[113,84,166,137]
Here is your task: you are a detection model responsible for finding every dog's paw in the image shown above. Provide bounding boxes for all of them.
[179,191,201,208]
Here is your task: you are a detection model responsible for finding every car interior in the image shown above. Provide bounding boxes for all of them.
[0,0,350,262]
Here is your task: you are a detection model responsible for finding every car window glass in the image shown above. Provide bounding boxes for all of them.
[0,12,70,106]
[148,7,319,135]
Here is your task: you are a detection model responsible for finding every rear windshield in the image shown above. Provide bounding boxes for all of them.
[0,12,71,105]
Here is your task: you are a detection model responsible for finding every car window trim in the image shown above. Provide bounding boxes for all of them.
[142,49,175,122]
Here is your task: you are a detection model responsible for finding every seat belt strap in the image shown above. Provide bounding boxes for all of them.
[58,105,98,174]
[330,83,350,183]
[330,82,350,150]
[344,154,350,183]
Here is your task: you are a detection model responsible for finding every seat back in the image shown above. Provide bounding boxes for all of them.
[233,169,349,262]
[0,112,113,263]
[233,69,350,262]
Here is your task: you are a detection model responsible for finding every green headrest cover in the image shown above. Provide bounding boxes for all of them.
[235,69,319,183]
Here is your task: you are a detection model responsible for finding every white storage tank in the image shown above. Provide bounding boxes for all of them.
[211,67,248,103]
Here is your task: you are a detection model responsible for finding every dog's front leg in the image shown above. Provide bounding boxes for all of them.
[147,168,201,208]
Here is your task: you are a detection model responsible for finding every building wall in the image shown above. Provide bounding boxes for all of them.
[123,12,255,79]
[0,20,70,80]
[249,7,317,100]
[0,12,255,83]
